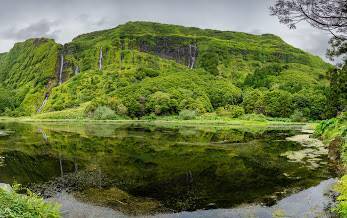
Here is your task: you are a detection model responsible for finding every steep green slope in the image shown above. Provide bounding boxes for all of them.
[0,21,332,119]
[0,38,60,115]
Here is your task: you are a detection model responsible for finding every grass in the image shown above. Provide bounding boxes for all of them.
[6,105,312,127]
[0,113,310,131]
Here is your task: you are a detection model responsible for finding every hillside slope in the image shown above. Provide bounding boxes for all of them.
[0,21,332,119]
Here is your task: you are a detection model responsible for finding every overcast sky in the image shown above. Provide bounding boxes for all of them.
[0,0,332,62]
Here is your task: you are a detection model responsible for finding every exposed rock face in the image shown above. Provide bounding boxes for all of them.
[137,36,198,68]
[0,183,12,192]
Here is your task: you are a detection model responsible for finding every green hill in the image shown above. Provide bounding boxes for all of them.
[0,21,332,120]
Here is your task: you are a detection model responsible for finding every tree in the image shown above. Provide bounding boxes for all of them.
[264,90,293,117]
[207,81,242,109]
[242,89,266,114]
[270,0,347,59]
[271,0,347,118]
[325,66,347,117]
[270,0,347,38]
[0,87,15,114]
[146,91,177,115]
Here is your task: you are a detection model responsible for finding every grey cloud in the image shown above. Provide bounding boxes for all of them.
[1,20,60,40]
[0,0,334,63]
[250,29,263,35]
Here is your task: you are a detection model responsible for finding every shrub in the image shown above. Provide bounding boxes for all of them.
[290,110,307,122]
[314,118,338,136]
[92,106,116,120]
[264,90,293,117]
[240,113,267,122]
[216,105,245,118]
[142,113,157,120]
[146,91,177,115]
[178,110,197,120]
[0,87,15,114]
[242,89,266,114]
[116,103,128,115]
[335,175,347,217]
[207,81,242,108]
[244,64,285,88]
[84,97,128,117]
[0,187,60,217]
[200,50,220,75]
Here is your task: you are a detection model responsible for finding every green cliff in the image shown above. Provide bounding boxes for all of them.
[0,21,332,119]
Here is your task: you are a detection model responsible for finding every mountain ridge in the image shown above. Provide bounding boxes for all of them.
[0,21,333,120]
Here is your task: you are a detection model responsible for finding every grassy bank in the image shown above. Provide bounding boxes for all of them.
[0,114,312,130]
[315,112,347,216]
[0,185,60,217]
[0,104,317,128]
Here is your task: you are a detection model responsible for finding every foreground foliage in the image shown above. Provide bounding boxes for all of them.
[0,186,60,218]
[315,113,347,216]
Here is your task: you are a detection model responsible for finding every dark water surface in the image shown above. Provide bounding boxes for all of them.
[0,122,333,216]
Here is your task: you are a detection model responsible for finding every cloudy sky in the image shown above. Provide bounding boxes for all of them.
[0,0,332,62]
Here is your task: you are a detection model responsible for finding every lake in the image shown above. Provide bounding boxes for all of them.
[0,121,334,217]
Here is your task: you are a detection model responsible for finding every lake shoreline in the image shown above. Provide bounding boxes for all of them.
[0,116,315,129]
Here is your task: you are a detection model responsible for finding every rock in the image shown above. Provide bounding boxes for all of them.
[0,183,13,192]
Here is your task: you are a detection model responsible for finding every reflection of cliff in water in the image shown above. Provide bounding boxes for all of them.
[0,122,332,214]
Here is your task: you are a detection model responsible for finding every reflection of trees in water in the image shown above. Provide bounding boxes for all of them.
[0,122,331,212]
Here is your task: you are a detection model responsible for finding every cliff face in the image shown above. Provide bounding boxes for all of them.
[0,38,59,114]
[0,21,331,115]
[65,22,329,74]
[137,36,198,68]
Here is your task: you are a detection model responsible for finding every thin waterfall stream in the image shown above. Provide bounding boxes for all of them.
[59,54,64,85]
[37,94,48,113]
[99,47,103,71]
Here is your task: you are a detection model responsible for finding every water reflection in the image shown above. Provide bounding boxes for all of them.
[0,122,332,215]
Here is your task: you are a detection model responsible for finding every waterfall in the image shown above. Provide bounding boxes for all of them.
[38,128,48,142]
[75,66,79,75]
[37,95,49,113]
[188,45,197,69]
[59,54,64,85]
[99,47,103,71]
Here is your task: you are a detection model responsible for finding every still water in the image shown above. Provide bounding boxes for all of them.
[0,122,333,216]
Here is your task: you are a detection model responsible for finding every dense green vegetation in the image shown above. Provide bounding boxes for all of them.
[0,22,335,120]
[315,113,347,216]
[0,185,60,217]
[0,38,60,115]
